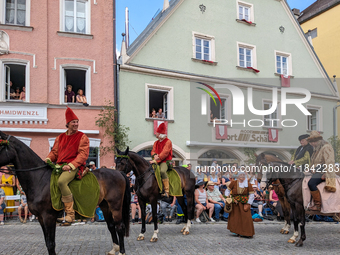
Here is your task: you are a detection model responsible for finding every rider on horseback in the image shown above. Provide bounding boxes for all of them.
[150,123,172,197]
[45,107,89,223]
[306,131,336,211]
[288,134,314,171]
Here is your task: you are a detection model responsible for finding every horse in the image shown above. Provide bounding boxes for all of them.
[255,153,292,235]
[115,147,195,242]
[257,156,306,246]
[0,131,130,255]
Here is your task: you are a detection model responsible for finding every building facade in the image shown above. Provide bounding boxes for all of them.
[0,0,115,167]
[297,0,340,136]
[118,0,338,167]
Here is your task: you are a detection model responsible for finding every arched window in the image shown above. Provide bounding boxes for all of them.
[198,149,238,167]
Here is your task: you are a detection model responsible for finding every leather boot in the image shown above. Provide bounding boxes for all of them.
[309,190,321,211]
[57,194,75,223]
[162,179,170,198]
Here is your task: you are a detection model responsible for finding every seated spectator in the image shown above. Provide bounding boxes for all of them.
[14,87,21,99]
[88,161,96,171]
[76,89,87,104]
[195,180,214,223]
[209,171,220,190]
[269,185,279,207]
[149,108,157,118]
[206,181,228,222]
[0,187,6,225]
[18,192,28,223]
[160,196,177,222]
[130,184,141,224]
[195,166,208,182]
[156,108,165,119]
[251,184,264,217]
[64,85,75,103]
[19,87,25,101]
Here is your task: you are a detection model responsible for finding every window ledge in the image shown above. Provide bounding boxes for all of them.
[236,19,256,26]
[4,100,27,103]
[191,58,217,66]
[57,31,93,39]
[236,66,259,73]
[262,126,283,131]
[0,24,33,32]
[274,73,294,78]
[145,118,174,123]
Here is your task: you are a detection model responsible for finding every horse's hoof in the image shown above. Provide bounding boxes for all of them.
[183,231,190,235]
[295,242,303,247]
[287,239,296,244]
[118,253,125,255]
[150,237,158,242]
[280,229,284,234]
[180,227,186,233]
[137,236,145,241]
[284,230,289,235]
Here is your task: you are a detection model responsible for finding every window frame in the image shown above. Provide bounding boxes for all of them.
[192,31,215,62]
[237,1,254,23]
[145,83,174,120]
[275,51,292,76]
[60,0,91,35]
[237,42,257,69]
[0,59,30,102]
[0,0,31,26]
[59,64,91,105]
[306,105,322,132]
[262,100,281,128]
[208,93,231,124]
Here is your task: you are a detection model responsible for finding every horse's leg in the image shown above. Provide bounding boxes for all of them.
[288,208,299,244]
[149,199,159,242]
[100,201,119,255]
[111,209,126,255]
[295,205,306,247]
[282,199,291,234]
[38,213,57,255]
[137,199,146,241]
[182,191,194,235]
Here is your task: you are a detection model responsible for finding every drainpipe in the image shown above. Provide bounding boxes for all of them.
[333,103,340,160]
[113,0,118,124]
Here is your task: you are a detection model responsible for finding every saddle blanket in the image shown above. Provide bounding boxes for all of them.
[153,165,183,196]
[302,176,340,213]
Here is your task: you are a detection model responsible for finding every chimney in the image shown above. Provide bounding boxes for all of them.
[162,0,169,12]
[292,8,300,19]
[125,7,129,48]
[120,33,128,64]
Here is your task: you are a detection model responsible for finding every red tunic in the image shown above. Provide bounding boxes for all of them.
[46,131,89,170]
[151,138,172,163]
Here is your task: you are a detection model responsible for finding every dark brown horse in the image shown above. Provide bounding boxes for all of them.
[0,132,130,255]
[257,154,306,246]
[115,147,195,242]
[256,153,292,235]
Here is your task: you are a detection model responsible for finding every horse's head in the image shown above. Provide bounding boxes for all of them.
[0,131,17,169]
[115,146,132,174]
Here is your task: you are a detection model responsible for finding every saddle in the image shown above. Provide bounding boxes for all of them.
[152,164,183,196]
[302,175,340,213]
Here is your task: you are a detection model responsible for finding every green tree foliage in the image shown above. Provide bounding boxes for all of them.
[95,100,130,155]
[243,147,257,164]
[328,136,340,163]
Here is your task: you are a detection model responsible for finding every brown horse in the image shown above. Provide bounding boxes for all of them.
[256,153,292,235]
[0,132,130,255]
[115,147,195,242]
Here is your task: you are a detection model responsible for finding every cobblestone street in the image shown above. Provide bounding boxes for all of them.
[0,221,339,255]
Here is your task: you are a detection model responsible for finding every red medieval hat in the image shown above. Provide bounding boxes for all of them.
[65,107,79,124]
[156,123,166,134]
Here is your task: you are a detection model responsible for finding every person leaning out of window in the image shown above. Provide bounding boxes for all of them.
[76,89,89,106]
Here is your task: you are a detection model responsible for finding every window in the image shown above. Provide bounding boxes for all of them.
[263,102,278,127]
[86,147,99,167]
[210,97,227,121]
[237,42,256,69]
[192,32,215,62]
[237,1,254,22]
[60,65,91,105]
[307,109,318,131]
[1,62,29,102]
[62,0,90,34]
[275,51,292,76]
[4,0,27,26]
[146,84,173,120]
[195,37,210,61]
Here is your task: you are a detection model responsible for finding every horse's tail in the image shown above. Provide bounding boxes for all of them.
[121,172,131,237]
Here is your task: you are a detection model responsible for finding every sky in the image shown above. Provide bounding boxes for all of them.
[116,0,317,53]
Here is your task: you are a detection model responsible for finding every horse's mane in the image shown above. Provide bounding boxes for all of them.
[128,151,150,167]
